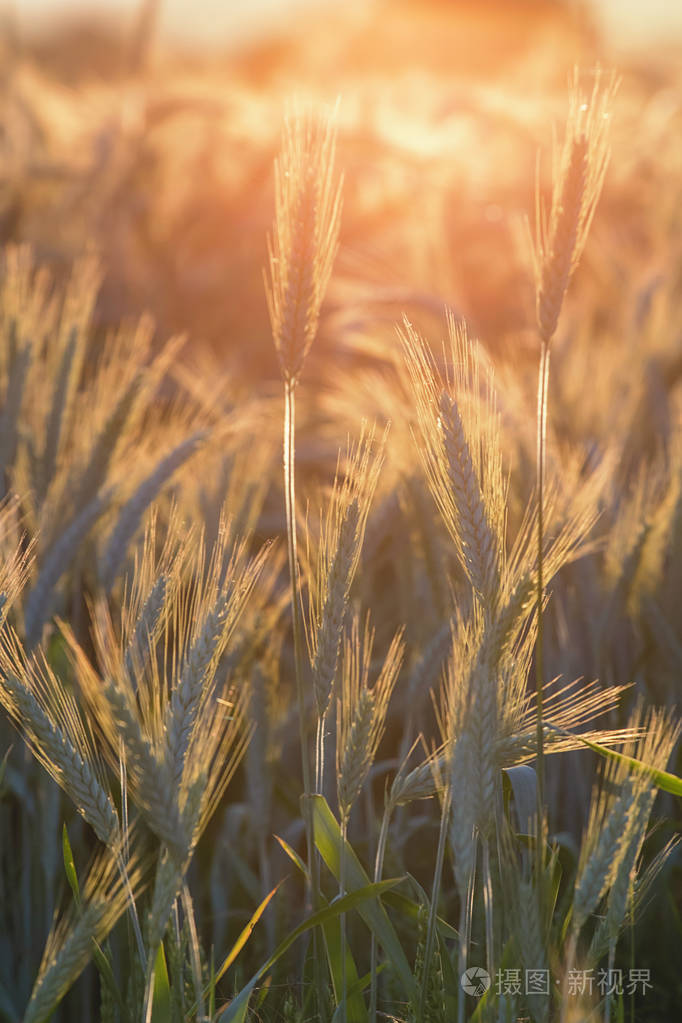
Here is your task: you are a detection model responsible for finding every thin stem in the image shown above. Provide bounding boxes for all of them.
[535,340,551,900]
[457,837,478,1023]
[142,955,156,1023]
[284,379,313,805]
[181,882,206,1022]
[481,836,494,980]
[629,892,636,1023]
[283,378,324,1014]
[370,797,393,1022]
[316,713,326,795]
[340,814,348,1023]
[605,941,616,1023]
[171,901,186,1016]
[560,930,578,1023]
[420,784,452,1022]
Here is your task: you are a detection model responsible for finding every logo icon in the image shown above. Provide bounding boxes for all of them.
[460,966,491,997]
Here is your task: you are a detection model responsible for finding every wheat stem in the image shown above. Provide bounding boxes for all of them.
[283,376,323,1010]
[181,882,206,1023]
[457,838,478,1023]
[535,339,550,915]
[419,783,452,1022]
[481,836,494,980]
[340,813,348,1023]
[369,797,393,1022]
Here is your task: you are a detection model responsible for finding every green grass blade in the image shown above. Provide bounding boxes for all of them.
[151,943,171,1023]
[310,794,418,1001]
[545,724,682,797]
[61,823,81,908]
[217,879,402,1023]
[214,881,284,985]
[274,834,309,880]
[382,889,459,941]
[321,896,368,1022]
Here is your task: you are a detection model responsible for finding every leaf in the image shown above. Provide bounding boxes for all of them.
[321,897,367,1023]
[310,794,417,1001]
[217,978,256,1023]
[217,879,403,1023]
[91,941,127,1018]
[330,967,375,1023]
[502,765,537,835]
[62,823,80,908]
[214,881,284,985]
[151,943,171,1023]
[381,888,459,941]
[545,724,682,797]
[274,834,309,880]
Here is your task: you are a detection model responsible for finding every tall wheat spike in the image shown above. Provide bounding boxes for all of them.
[531,69,616,904]
[265,106,343,385]
[400,314,504,609]
[0,625,119,845]
[265,107,343,1013]
[336,614,402,821]
[306,423,385,720]
[533,68,617,346]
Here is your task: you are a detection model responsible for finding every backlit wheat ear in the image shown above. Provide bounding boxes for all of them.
[534,68,617,345]
[103,678,188,858]
[0,627,119,845]
[390,741,446,806]
[306,423,385,717]
[23,485,116,649]
[99,429,207,591]
[603,707,680,943]
[438,391,500,601]
[24,838,145,1023]
[449,727,479,898]
[400,315,505,608]
[572,703,679,936]
[265,105,343,384]
[123,573,168,687]
[165,530,271,793]
[336,615,403,822]
[311,498,359,717]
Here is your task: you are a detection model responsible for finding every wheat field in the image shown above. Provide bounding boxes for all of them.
[0,1,681,1021]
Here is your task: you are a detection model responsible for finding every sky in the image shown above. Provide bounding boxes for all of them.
[11,0,682,50]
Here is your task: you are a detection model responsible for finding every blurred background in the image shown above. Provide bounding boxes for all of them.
[13,0,682,50]
[1,0,681,385]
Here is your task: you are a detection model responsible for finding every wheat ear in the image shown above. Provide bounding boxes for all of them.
[99,431,206,590]
[534,68,616,346]
[39,325,79,502]
[0,671,119,845]
[265,106,343,385]
[123,574,168,687]
[166,594,231,788]
[439,390,500,602]
[311,498,359,717]
[103,680,187,859]
[24,485,115,648]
